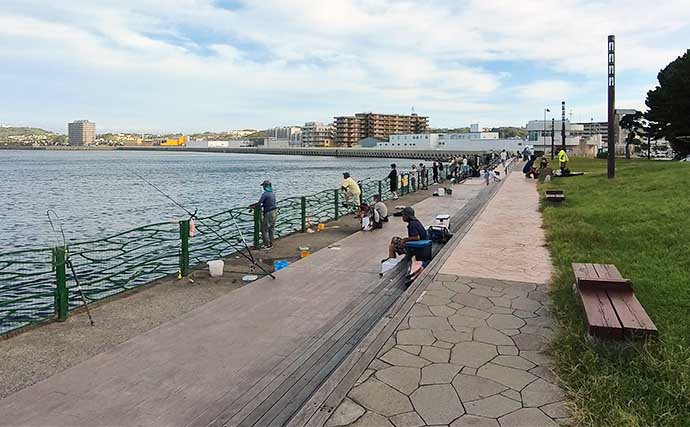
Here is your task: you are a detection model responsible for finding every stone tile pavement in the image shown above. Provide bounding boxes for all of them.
[325,172,571,427]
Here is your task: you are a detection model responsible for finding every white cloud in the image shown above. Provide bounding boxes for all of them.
[0,0,688,131]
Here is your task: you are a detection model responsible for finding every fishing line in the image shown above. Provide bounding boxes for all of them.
[46,210,95,326]
[121,163,276,279]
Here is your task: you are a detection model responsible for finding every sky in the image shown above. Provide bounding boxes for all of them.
[1,0,689,133]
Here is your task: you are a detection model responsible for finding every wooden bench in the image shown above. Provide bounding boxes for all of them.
[572,263,657,339]
[545,189,565,204]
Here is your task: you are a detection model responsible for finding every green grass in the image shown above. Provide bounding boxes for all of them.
[540,158,690,427]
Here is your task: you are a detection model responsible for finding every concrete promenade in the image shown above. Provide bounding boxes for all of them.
[325,171,571,426]
[0,183,484,426]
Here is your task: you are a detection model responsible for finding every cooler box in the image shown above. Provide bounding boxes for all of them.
[405,240,433,261]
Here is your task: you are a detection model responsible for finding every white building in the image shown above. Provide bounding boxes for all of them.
[526,120,597,156]
[378,133,525,152]
[265,126,302,145]
[301,122,334,147]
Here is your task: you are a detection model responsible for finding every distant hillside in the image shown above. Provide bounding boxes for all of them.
[490,127,527,139]
[0,126,65,145]
[0,126,55,137]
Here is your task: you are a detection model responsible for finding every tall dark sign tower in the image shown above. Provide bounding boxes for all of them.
[608,35,616,178]
[551,118,555,156]
[561,101,566,150]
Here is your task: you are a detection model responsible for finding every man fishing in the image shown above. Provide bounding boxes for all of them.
[341,172,361,208]
[384,206,427,261]
[251,180,277,250]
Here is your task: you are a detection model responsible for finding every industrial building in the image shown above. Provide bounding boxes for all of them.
[334,112,428,146]
[67,120,96,146]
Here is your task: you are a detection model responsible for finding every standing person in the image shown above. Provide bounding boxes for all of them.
[384,207,428,261]
[432,162,439,183]
[500,149,508,168]
[388,164,399,200]
[418,163,426,189]
[341,172,361,208]
[438,160,444,182]
[558,149,569,173]
[462,155,469,176]
[251,180,277,250]
[410,164,418,191]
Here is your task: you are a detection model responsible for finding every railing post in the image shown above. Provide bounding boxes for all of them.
[378,180,382,199]
[179,220,190,277]
[53,247,68,321]
[334,190,340,219]
[300,196,307,232]
[253,206,261,248]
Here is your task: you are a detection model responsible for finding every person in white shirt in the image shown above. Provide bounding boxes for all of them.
[500,149,508,168]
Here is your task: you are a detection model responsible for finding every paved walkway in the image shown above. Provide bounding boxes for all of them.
[326,171,571,427]
[0,184,484,426]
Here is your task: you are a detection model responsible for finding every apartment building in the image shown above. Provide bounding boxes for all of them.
[68,120,96,146]
[334,112,428,146]
[301,122,334,147]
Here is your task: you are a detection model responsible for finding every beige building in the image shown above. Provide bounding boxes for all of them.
[68,120,96,146]
[334,112,428,146]
[301,122,334,147]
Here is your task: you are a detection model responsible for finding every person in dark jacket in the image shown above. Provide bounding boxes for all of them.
[250,180,277,249]
[385,206,427,260]
[388,164,399,200]
[432,162,439,183]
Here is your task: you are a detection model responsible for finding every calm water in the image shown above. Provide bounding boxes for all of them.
[1,150,409,252]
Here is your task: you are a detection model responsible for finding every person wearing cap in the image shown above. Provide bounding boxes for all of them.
[385,206,427,261]
[341,172,361,208]
[250,180,277,249]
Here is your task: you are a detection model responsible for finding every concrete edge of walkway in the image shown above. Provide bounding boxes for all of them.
[288,164,513,427]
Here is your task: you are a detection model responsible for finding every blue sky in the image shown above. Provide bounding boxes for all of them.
[1,0,688,133]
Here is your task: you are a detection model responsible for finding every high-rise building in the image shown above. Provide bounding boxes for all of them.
[68,120,96,146]
[334,112,429,146]
[301,122,334,147]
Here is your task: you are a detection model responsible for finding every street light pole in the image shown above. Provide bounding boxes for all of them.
[551,118,555,160]
[544,108,550,156]
[608,35,616,178]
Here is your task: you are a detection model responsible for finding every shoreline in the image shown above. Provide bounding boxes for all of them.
[0,144,495,160]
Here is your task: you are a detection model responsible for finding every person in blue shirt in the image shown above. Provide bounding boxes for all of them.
[251,180,277,249]
[385,206,427,261]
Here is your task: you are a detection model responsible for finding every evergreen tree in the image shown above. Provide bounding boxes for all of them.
[645,49,690,156]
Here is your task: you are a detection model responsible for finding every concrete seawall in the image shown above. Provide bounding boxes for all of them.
[2,145,501,160]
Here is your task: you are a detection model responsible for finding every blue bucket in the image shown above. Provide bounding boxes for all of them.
[274,260,289,271]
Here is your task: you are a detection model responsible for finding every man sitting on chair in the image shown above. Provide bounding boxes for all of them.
[384,207,427,261]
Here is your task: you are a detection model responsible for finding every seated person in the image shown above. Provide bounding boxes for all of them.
[385,207,427,261]
[523,156,538,179]
[371,194,388,229]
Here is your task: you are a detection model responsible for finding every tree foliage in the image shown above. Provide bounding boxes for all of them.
[645,49,690,156]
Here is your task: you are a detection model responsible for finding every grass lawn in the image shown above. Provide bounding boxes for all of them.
[540,158,690,427]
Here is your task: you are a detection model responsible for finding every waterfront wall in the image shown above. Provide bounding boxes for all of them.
[2,145,505,160]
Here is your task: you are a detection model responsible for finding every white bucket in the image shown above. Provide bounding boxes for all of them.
[438,187,445,196]
[208,260,224,277]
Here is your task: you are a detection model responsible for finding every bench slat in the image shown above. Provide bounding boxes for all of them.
[609,291,658,336]
[579,288,623,338]
[584,263,599,280]
[572,263,591,280]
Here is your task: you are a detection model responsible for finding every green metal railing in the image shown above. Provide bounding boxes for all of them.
[0,171,431,336]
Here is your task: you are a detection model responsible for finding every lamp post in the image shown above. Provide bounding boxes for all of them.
[608,35,616,178]
[561,101,566,150]
[543,108,550,154]
[551,118,555,160]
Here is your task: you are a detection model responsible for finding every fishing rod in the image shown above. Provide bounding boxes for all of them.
[47,210,95,326]
[121,163,276,280]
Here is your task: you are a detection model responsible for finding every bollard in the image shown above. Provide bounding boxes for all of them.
[53,247,69,321]
[179,220,190,277]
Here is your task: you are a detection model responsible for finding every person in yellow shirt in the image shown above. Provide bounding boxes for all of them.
[341,172,361,207]
[558,149,569,172]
